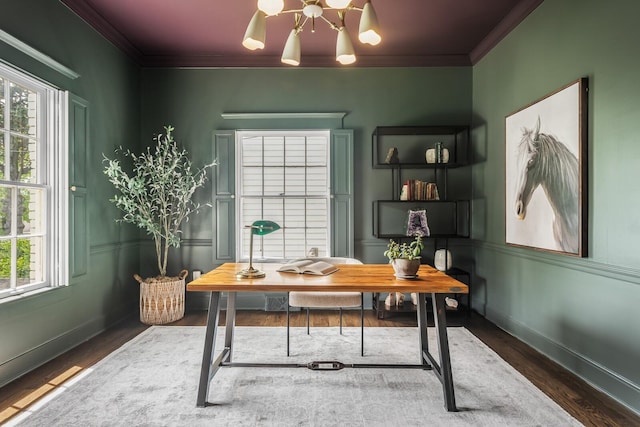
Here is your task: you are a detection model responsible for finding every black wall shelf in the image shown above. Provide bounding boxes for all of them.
[371,125,472,319]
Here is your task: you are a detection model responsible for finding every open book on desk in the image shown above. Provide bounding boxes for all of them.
[277,259,339,276]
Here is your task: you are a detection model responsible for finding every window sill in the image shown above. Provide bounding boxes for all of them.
[0,286,61,305]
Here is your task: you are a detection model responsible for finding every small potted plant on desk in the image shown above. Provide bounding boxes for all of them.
[383,235,424,307]
[384,235,424,278]
[103,125,216,325]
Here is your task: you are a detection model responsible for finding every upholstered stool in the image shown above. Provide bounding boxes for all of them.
[286,257,364,356]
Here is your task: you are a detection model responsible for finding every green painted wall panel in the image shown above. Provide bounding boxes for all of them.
[331,129,354,257]
[0,0,140,388]
[472,0,640,412]
[213,131,236,263]
[69,94,90,279]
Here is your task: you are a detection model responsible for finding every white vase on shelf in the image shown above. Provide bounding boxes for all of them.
[425,148,449,164]
[434,249,452,271]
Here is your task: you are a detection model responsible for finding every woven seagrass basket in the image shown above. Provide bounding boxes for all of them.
[135,270,188,325]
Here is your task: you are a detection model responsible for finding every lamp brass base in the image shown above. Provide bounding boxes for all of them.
[236,267,266,279]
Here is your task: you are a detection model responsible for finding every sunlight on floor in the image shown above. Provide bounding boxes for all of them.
[0,365,91,425]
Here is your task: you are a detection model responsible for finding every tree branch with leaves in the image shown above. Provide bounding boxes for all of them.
[103,126,217,277]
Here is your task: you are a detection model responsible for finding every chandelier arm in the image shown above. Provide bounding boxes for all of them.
[299,15,309,29]
[279,8,305,14]
[323,6,359,12]
[318,14,340,31]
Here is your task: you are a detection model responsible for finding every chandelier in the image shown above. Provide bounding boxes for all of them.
[242,0,381,66]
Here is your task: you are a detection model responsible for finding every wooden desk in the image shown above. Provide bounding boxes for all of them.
[188,263,468,412]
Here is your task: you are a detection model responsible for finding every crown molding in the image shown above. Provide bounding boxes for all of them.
[0,29,80,79]
[470,0,545,64]
[139,53,471,68]
[60,0,143,63]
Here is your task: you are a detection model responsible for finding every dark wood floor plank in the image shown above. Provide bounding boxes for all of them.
[1,310,638,426]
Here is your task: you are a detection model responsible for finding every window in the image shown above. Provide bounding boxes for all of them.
[0,62,67,300]
[236,130,331,261]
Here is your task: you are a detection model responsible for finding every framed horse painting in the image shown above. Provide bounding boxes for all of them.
[505,78,588,257]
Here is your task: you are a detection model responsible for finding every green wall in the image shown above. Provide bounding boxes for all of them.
[0,0,141,387]
[471,0,640,413]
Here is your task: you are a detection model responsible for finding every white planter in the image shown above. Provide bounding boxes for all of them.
[434,249,453,271]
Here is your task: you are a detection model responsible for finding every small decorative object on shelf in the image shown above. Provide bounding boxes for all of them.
[434,249,453,271]
[384,147,399,164]
[385,292,407,307]
[384,235,424,278]
[425,145,449,164]
[384,291,396,307]
[407,209,430,237]
[445,297,459,309]
[400,183,409,200]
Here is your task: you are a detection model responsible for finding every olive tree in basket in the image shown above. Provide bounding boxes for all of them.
[103,125,216,324]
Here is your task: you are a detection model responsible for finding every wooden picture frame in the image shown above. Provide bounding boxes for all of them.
[505,78,588,257]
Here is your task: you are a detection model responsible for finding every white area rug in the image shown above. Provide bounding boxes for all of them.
[12,326,582,426]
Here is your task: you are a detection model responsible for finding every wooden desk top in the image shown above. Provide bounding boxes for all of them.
[187,263,468,294]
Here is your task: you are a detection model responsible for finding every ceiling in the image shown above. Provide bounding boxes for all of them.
[60,0,543,68]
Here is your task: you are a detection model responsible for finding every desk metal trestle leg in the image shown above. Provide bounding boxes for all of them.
[196,291,457,412]
[418,292,457,411]
[196,291,236,407]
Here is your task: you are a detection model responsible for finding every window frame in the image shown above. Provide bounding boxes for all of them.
[0,61,68,301]
[235,129,332,262]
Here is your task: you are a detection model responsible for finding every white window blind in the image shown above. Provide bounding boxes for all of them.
[236,130,331,261]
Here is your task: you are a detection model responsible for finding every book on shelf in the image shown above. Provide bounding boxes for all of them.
[401,180,439,201]
[277,259,339,275]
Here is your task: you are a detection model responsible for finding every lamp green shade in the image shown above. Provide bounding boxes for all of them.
[237,220,281,278]
[251,220,280,236]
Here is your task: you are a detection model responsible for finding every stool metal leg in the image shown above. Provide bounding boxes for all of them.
[286,294,290,356]
[360,294,364,356]
[306,308,310,334]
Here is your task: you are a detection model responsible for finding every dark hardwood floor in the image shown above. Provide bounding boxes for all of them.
[1,310,638,426]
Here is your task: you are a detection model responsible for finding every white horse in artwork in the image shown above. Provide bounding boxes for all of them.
[513,117,579,253]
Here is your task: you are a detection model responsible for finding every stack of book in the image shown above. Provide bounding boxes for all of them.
[400,180,439,201]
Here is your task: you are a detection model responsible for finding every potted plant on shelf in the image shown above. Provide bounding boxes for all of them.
[103,125,216,325]
[383,235,424,278]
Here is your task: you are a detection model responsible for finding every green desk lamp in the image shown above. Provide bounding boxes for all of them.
[237,220,281,279]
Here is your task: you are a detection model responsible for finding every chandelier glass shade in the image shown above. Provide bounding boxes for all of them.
[242,0,381,66]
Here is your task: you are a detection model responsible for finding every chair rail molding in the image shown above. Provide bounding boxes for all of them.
[474,240,640,285]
